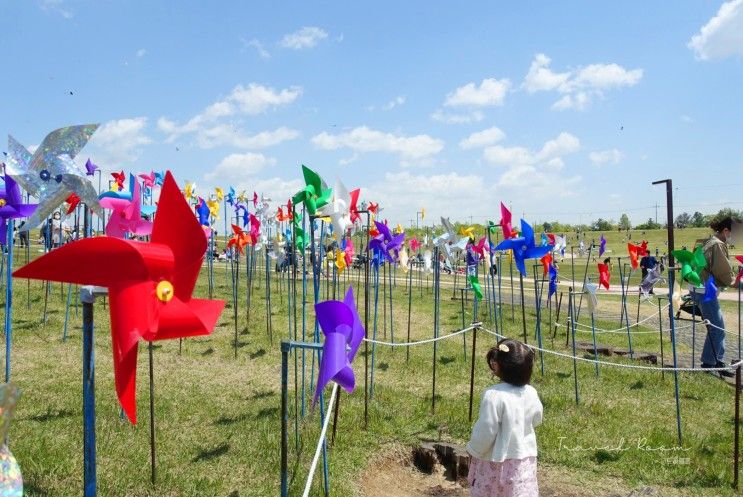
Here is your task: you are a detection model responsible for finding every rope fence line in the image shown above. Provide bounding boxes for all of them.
[362,324,478,347]
[480,326,743,372]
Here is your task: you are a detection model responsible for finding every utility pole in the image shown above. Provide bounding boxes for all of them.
[655,203,658,225]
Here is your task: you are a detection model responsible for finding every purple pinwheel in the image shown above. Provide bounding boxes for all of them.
[314,286,365,404]
[0,175,38,245]
[195,197,210,226]
[84,158,98,176]
[704,276,718,303]
[368,221,405,263]
[599,234,607,257]
[494,219,551,276]
[234,202,249,227]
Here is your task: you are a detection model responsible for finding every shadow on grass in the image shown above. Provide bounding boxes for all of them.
[250,349,266,360]
[629,381,644,390]
[251,390,275,400]
[439,356,455,365]
[192,443,230,462]
[201,347,215,356]
[592,449,622,464]
[215,413,251,426]
[378,362,389,371]
[257,407,278,418]
[26,409,75,422]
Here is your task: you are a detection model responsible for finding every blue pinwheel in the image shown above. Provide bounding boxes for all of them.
[225,186,236,206]
[153,171,165,186]
[494,219,551,276]
[368,221,405,264]
[195,197,210,226]
[548,263,558,299]
[314,286,365,404]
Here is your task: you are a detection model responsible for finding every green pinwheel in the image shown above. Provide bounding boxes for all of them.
[292,210,307,250]
[468,274,483,300]
[292,165,332,215]
[672,246,707,287]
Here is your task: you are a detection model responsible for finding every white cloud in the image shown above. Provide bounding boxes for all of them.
[383,96,406,110]
[204,152,276,182]
[242,37,270,59]
[688,0,743,60]
[681,115,694,123]
[85,117,152,169]
[482,131,582,197]
[365,170,491,224]
[430,109,485,124]
[136,48,147,58]
[157,84,302,142]
[311,126,444,161]
[459,126,506,150]
[522,53,643,110]
[40,0,73,18]
[195,125,300,149]
[589,148,623,165]
[444,78,510,107]
[279,27,328,49]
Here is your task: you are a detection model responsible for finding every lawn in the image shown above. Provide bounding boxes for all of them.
[4,228,743,496]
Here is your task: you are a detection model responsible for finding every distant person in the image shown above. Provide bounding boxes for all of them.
[639,253,657,280]
[15,221,28,248]
[694,216,741,377]
[50,211,71,248]
[467,339,542,497]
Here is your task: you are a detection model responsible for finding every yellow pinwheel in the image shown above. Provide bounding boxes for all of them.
[214,187,224,202]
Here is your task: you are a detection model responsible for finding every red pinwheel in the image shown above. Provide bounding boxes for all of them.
[111,170,126,191]
[598,263,611,290]
[349,188,361,223]
[314,286,365,404]
[227,224,250,254]
[13,171,225,423]
[252,191,258,208]
[540,253,552,276]
[472,236,489,260]
[627,241,649,270]
[367,202,379,214]
[65,193,80,215]
[735,255,743,286]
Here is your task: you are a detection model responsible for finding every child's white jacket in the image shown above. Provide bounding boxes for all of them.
[466,382,543,462]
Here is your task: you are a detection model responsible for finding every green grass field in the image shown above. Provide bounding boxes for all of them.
[5,228,743,496]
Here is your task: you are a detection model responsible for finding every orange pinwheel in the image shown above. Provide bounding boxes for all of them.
[227,224,251,254]
[627,241,649,270]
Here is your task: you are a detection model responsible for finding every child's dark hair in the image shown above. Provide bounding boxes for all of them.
[486,338,534,386]
[710,215,742,233]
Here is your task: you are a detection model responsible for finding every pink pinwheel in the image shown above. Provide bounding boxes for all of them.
[248,213,261,242]
[471,236,489,260]
[500,202,513,239]
[735,256,743,286]
[368,221,405,263]
[139,171,156,189]
[99,176,153,239]
[252,191,258,208]
[409,238,421,252]
[313,286,365,404]
[344,237,355,266]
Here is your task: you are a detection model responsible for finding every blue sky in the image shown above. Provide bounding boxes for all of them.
[2,0,743,227]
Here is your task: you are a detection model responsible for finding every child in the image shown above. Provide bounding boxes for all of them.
[467,339,542,497]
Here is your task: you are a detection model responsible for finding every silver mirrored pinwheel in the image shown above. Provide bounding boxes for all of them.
[5,124,101,230]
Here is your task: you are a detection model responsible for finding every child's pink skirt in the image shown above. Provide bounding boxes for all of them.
[467,456,538,497]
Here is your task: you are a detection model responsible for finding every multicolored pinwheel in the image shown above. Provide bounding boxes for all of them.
[671,246,706,287]
[99,175,152,239]
[111,171,126,191]
[14,171,225,423]
[5,124,101,230]
[494,219,551,276]
[0,175,38,245]
[314,286,365,404]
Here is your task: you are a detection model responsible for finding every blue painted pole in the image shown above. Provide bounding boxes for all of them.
[568,290,579,405]
[4,220,14,382]
[301,205,307,417]
[81,286,97,497]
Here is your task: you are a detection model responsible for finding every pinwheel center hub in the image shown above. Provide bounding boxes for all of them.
[39,169,51,181]
[0,199,5,207]
[156,280,174,302]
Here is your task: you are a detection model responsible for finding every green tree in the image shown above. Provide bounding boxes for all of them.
[691,211,706,228]
[591,218,614,231]
[619,213,631,230]
[675,212,691,229]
